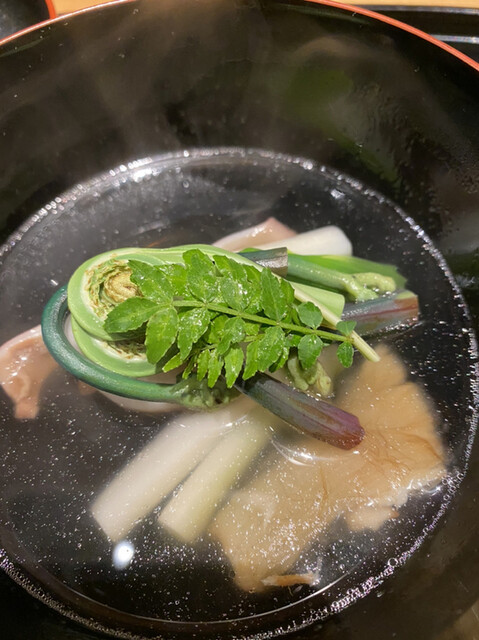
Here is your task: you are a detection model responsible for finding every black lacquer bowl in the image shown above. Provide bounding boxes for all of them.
[0,0,53,40]
[0,2,478,639]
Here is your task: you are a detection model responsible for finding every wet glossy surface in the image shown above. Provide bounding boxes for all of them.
[0,149,476,639]
[0,1,478,639]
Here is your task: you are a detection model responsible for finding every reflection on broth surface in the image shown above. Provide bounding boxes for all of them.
[0,150,475,634]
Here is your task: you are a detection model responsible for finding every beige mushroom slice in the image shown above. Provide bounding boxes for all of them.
[210,345,445,592]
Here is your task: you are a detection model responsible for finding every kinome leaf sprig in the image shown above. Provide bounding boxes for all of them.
[104,248,360,389]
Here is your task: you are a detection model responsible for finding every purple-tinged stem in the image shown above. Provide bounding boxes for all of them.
[235,373,364,450]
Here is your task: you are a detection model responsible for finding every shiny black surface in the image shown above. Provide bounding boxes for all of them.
[0,1,478,638]
[0,0,50,40]
[370,6,479,62]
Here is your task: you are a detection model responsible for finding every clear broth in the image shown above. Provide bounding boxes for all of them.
[0,149,476,635]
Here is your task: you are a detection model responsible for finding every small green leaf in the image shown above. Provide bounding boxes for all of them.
[205,315,227,345]
[243,279,262,315]
[286,333,301,348]
[162,351,183,372]
[207,349,223,387]
[129,260,173,301]
[260,269,287,321]
[280,278,295,305]
[269,343,291,372]
[196,349,210,381]
[217,317,246,355]
[243,340,260,380]
[212,254,234,277]
[297,301,323,329]
[257,326,285,371]
[161,263,187,296]
[224,346,244,387]
[242,264,263,313]
[187,272,218,302]
[288,306,300,326]
[177,308,211,360]
[214,254,247,281]
[183,249,216,276]
[336,320,357,337]
[337,341,354,367]
[243,263,261,284]
[145,307,178,363]
[220,277,248,311]
[105,297,159,333]
[297,334,323,370]
[243,321,261,336]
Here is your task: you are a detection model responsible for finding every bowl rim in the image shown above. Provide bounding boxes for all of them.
[0,0,479,73]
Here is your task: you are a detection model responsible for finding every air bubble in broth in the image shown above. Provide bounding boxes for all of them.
[0,149,476,638]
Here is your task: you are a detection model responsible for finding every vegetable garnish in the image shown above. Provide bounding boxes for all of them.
[101,248,360,389]
[42,240,417,450]
[342,290,419,336]
[285,253,404,302]
[236,373,364,449]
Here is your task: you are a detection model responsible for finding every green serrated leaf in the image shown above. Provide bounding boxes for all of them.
[297,334,324,370]
[286,333,302,348]
[196,349,210,381]
[269,343,291,372]
[217,263,260,315]
[220,277,248,311]
[260,269,287,321]
[129,260,173,301]
[256,326,285,371]
[105,297,160,333]
[224,346,244,387]
[280,278,295,305]
[161,263,188,296]
[243,340,260,380]
[187,272,218,302]
[214,254,247,281]
[336,320,357,337]
[162,351,183,372]
[205,315,227,344]
[212,254,230,276]
[243,263,261,284]
[243,321,261,336]
[289,306,300,326]
[183,249,216,276]
[337,341,354,367]
[207,349,223,387]
[177,307,211,360]
[145,306,178,364]
[217,317,246,355]
[297,301,323,329]
[244,279,262,315]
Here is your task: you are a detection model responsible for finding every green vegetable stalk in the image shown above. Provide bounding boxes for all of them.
[286,253,405,302]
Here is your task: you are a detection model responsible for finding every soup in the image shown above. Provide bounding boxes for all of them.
[0,149,475,636]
